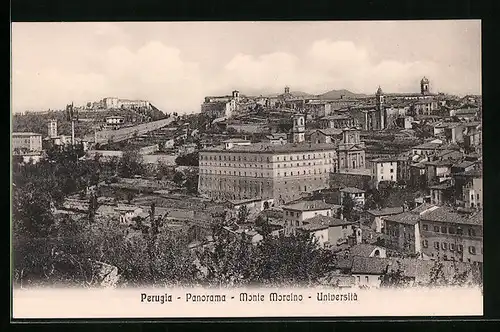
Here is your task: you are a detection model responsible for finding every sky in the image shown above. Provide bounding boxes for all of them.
[11,21,481,114]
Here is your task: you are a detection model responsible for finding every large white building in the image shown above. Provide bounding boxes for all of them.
[369,156,399,187]
[198,142,338,204]
[12,132,43,153]
[102,97,151,110]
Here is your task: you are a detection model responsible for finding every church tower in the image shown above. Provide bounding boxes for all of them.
[48,119,58,138]
[376,86,386,130]
[291,113,305,143]
[420,77,430,95]
[284,86,290,94]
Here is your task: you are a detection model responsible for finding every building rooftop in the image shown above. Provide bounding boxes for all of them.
[322,114,353,121]
[202,142,337,154]
[265,133,288,140]
[340,187,366,194]
[316,128,344,136]
[369,156,401,163]
[420,207,483,226]
[383,212,420,225]
[366,207,404,217]
[412,142,442,150]
[410,203,438,214]
[453,160,476,169]
[12,132,43,137]
[223,138,251,143]
[351,256,391,275]
[349,244,386,257]
[298,223,329,232]
[429,181,454,190]
[303,214,356,227]
[424,160,454,167]
[283,200,333,212]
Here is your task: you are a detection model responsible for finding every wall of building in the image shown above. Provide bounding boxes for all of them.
[464,177,482,209]
[13,134,43,152]
[328,225,355,246]
[311,228,330,248]
[329,172,372,190]
[420,221,483,263]
[353,274,382,288]
[372,161,398,186]
[198,147,337,203]
[384,221,418,254]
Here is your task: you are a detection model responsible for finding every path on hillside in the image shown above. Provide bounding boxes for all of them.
[85,117,175,144]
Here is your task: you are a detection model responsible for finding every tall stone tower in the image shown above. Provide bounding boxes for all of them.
[284,86,290,94]
[232,90,240,101]
[420,76,430,95]
[375,86,386,130]
[291,113,305,143]
[48,119,58,138]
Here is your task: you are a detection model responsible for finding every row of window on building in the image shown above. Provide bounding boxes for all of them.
[423,240,482,255]
[200,159,336,168]
[422,224,477,236]
[201,152,335,162]
[200,168,335,177]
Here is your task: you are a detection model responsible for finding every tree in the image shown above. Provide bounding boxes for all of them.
[380,261,413,288]
[118,150,144,178]
[428,261,448,287]
[126,191,136,204]
[196,231,257,287]
[341,194,355,221]
[237,205,249,223]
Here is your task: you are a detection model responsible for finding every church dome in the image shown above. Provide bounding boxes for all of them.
[421,76,429,84]
[376,86,383,95]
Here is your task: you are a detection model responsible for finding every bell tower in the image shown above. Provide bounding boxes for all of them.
[420,77,430,95]
[291,114,305,143]
[376,86,386,130]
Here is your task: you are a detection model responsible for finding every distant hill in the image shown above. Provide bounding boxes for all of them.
[315,89,369,100]
[290,91,315,98]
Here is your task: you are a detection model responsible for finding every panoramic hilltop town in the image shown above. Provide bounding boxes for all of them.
[12,76,483,289]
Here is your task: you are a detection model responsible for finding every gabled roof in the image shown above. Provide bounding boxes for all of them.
[351,256,391,275]
[420,207,483,226]
[383,212,420,226]
[302,214,356,227]
[340,187,365,194]
[349,244,386,257]
[316,128,343,136]
[412,142,442,150]
[283,200,332,212]
[366,207,404,217]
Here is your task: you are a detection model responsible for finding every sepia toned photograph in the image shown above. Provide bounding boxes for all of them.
[11,20,483,318]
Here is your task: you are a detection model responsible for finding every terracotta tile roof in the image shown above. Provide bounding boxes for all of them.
[367,207,404,217]
[302,214,356,227]
[429,181,454,190]
[202,142,336,153]
[351,256,392,275]
[420,207,483,226]
[410,203,437,214]
[349,244,385,257]
[298,223,329,232]
[340,187,365,194]
[283,200,332,212]
[316,128,344,136]
[384,212,420,225]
